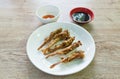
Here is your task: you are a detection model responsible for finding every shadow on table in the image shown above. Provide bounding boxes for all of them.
[27,59,96,79]
[76,23,94,33]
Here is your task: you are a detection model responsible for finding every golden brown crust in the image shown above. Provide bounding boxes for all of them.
[50,50,84,68]
[41,30,70,55]
[48,37,75,53]
[37,28,62,50]
[37,28,85,69]
[46,41,82,58]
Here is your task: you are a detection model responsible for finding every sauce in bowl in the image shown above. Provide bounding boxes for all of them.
[72,12,91,22]
[42,15,55,19]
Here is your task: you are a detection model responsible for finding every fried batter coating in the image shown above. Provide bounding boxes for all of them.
[37,28,62,50]
[47,37,75,53]
[46,41,82,58]
[50,50,84,68]
[42,30,70,55]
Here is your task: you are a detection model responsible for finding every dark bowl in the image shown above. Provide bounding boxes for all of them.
[70,7,94,24]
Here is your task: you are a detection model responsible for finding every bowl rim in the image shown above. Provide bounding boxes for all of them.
[36,5,60,21]
[70,7,94,24]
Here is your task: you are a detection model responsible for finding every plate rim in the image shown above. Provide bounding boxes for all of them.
[26,22,96,76]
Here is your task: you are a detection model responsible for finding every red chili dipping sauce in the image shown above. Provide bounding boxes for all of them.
[42,15,55,19]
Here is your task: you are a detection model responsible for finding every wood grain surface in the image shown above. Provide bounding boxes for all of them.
[0,0,120,79]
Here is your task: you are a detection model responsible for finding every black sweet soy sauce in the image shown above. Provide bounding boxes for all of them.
[72,12,90,22]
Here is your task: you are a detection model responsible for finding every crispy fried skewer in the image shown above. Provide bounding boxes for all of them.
[47,37,75,53]
[42,30,70,54]
[46,41,82,58]
[37,28,62,50]
[50,50,85,68]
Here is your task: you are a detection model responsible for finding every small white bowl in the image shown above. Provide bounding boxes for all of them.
[36,5,60,24]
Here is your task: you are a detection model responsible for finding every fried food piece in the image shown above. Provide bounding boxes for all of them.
[37,28,62,50]
[41,30,70,55]
[46,41,82,58]
[47,37,75,53]
[50,50,84,68]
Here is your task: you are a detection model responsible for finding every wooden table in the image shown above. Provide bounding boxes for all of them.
[0,0,120,79]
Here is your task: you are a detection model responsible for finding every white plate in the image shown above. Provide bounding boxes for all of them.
[26,22,95,76]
